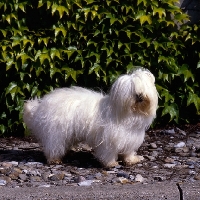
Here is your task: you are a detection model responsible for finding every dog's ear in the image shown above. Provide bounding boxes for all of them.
[109,75,134,115]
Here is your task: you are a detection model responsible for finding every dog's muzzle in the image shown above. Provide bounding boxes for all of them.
[136,94,144,103]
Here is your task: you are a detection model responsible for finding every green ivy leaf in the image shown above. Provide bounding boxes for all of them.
[89,63,101,77]
[0,125,6,134]
[57,5,69,18]
[137,0,147,6]
[54,27,67,37]
[187,92,200,112]
[139,15,152,25]
[19,3,26,12]
[197,62,200,68]
[50,48,62,60]
[153,7,166,18]
[0,29,7,37]
[6,82,18,95]
[178,64,194,82]
[17,52,34,65]
[174,13,189,22]
[31,86,39,97]
[162,103,179,123]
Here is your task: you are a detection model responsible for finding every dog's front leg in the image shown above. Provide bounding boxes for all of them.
[123,153,144,166]
[94,145,119,168]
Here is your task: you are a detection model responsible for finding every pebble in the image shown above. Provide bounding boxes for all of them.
[174,142,186,148]
[179,152,190,157]
[189,165,195,169]
[151,151,159,157]
[189,170,196,175]
[145,156,156,161]
[175,148,185,153]
[115,177,129,184]
[129,175,135,181]
[135,174,145,182]
[19,174,27,181]
[78,180,100,186]
[49,173,65,181]
[38,184,51,188]
[154,176,166,181]
[164,157,175,163]
[194,174,200,180]
[163,164,176,168]
[150,143,157,149]
[94,172,102,179]
[176,128,186,136]
[117,171,129,179]
[0,179,7,186]
[165,129,175,134]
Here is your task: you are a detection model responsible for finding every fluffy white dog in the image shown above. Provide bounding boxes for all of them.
[23,68,158,167]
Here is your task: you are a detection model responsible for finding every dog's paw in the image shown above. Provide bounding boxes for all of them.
[124,155,144,166]
[104,161,119,168]
[47,159,63,165]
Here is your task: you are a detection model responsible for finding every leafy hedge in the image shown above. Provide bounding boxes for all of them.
[0,0,200,136]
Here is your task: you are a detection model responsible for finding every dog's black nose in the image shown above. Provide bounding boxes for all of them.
[136,94,144,103]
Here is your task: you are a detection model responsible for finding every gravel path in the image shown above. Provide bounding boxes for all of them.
[0,124,200,189]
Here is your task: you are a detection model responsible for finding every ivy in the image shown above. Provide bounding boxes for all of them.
[0,0,200,136]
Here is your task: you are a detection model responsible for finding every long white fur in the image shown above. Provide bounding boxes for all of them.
[23,68,158,167]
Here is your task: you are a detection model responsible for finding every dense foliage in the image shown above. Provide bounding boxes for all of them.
[0,0,200,136]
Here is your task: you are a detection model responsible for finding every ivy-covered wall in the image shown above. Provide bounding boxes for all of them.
[0,0,200,136]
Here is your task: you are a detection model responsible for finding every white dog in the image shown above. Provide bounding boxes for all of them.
[23,68,158,167]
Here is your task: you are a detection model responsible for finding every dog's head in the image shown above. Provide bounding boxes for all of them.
[109,68,158,117]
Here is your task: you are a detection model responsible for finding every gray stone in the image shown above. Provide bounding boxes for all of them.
[41,172,51,181]
[150,143,157,149]
[187,137,200,149]
[129,175,135,181]
[165,129,175,134]
[74,176,86,183]
[19,174,27,181]
[164,157,175,163]
[78,180,100,186]
[189,165,195,169]
[0,179,7,186]
[117,171,129,179]
[174,142,186,148]
[94,172,102,179]
[30,176,42,182]
[151,151,159,157]
[163,164,176,168]
[38,184,51,188]
[176,128,186,136]
[179,152,190,157]
[154,176,166,181]
[135,174,145,182]
[189,170,196,175]
[0,176,11,185]
[145,156,156,161]
[49,173,65,181]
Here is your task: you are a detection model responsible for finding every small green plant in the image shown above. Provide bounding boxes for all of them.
[0,0,199,136]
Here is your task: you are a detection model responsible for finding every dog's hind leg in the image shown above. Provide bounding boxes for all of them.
[42,138,68,165]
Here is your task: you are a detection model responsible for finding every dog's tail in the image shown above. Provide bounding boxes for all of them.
[23,98,40,130]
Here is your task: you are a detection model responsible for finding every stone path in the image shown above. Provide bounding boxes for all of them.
[0,124,200,191]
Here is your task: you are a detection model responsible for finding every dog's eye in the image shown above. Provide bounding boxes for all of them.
[136,94,143,103]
